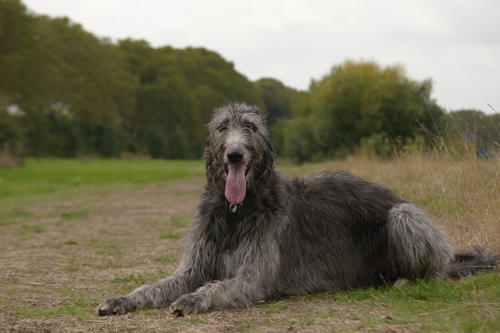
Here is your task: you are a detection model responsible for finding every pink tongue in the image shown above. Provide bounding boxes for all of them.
[225,164,246,204]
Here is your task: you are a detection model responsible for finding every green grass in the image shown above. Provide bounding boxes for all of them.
[185,317,203,324]
[259,300,289,313]
[110,273,152,284]
[12,294,94,320]
[60,210,90,220]
[110,272,170,294]
[170,215,190,228]
[18,223,47,234]
[154,255,177,264]
[159,232,181,240]
[87,239,122,255]
[287,272,500,331]
[0,158,204,201]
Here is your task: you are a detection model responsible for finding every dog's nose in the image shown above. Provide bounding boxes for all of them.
[227,149,244,163]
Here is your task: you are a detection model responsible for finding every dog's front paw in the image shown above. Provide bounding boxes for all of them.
[97,296,135,316]
[170,293,206,316]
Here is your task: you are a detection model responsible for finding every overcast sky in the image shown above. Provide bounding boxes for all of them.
[23,0,500,114]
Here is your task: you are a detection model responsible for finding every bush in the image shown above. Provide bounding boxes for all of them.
[358,133,394,158]
[282,117,322,163]
[281,60,445,162]
[145,127,169,159]
[94,116,122,157]
[168,126,191,159]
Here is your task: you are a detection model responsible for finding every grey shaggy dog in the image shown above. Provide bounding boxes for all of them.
[98,103,496,316]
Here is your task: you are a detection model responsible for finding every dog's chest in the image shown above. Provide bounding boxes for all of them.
[212,213,259,279]
[216,247,240,279]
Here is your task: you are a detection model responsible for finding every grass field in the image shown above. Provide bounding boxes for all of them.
[0,156,498,332]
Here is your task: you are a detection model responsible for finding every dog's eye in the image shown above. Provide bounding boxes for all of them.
[217,124,228,132]
[243,123,257,133]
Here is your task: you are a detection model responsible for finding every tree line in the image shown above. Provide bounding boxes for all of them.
[0,0,263,159]
[1,0,499,163]
[268,61,500,162]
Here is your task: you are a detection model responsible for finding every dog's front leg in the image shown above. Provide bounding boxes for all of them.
[98,214,218,316]
[97,271,194,316]
[170,275,267,315]
[169,226,281,315]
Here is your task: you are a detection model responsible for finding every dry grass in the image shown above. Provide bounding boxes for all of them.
[0,155,498,332]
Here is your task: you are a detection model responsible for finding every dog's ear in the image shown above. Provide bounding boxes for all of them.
[252,135,275,182]
[203,137,219,187]
[263,139,275,171]
[204,145,216,185]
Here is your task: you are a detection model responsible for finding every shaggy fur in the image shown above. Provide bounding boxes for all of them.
[98,103,496,316]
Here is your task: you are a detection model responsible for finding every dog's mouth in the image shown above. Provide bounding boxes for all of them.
[224,163,250,204]
[224,164,250,176]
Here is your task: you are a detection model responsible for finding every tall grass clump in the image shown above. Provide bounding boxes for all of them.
[417,110,500,159]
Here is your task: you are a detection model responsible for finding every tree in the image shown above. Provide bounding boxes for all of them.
[281,60,445,161]
[256,78,296,126]
[0,0,46,107]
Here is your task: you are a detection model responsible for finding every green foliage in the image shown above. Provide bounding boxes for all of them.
[117,40,263,158]
[256,78,296,127]
[281,60,445,161]
[0,1,264,159]
[168,126,191,159]
[0,106,21,151]
[256,78,299,155]
[282,117,322,163]
[0,0,43,104]
[94,115,122,157]
[145,127,169,159]
[358,133,394,159]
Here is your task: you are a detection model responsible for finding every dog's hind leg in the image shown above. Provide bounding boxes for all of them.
[386,203,453,279]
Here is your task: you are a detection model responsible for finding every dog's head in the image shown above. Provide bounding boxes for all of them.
[204,103,274,204]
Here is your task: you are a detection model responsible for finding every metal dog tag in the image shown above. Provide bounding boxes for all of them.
[230,203,238,213]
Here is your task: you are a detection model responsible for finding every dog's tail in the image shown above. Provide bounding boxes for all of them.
[447,246,498,280]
